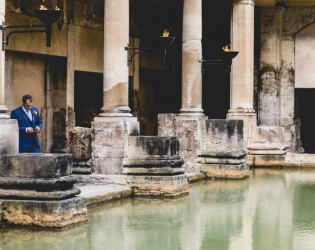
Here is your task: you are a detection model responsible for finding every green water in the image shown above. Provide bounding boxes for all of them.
[1,169,315,250]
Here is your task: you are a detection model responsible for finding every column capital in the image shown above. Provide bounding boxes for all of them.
[233,0,255,6]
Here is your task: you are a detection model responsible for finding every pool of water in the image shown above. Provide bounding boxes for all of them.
[1,169,315,250]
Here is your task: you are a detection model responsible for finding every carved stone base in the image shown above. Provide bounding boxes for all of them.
[126,174,189,198]
[1,197,87,228]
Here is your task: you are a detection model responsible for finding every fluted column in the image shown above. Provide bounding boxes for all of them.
[100,0,131,117]
[227,0,256,148]
[0,0,8,119]
[179,0,203,116]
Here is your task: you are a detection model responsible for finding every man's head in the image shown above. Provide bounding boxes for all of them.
[22,94,33,111]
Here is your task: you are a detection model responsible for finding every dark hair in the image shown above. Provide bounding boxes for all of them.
[22,94,33,104]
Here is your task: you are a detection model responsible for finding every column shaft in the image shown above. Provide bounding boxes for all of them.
[227,0,257,149]
[100,0,131,117]
[229,0,255,113]
[180,0,203,116]
[0,0,8,119]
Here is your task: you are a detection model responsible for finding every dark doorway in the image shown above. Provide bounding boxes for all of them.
[74,71,103,127]
[130,0,182,135]
[295,89,315,153]
[202,0,232,119]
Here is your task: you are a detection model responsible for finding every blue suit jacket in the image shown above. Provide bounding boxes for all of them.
[10,106,43,153]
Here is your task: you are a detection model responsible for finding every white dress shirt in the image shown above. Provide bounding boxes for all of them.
[21,106,32,132]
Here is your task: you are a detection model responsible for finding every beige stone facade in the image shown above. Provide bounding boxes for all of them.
[1,0,315,170]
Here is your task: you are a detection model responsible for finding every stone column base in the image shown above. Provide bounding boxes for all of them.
[1,197,87,228]
[0,119,18,154]
[127,175,189,198]
[92,117,139,174]
[158,113,207,172]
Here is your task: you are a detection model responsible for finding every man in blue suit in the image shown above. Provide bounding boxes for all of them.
[10,94,43,153]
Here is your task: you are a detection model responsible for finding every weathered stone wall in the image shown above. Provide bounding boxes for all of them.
[258,6,315,152]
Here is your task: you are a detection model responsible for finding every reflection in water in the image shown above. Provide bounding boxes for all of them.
[1,169,315,250]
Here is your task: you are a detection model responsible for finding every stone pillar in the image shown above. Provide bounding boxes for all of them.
[0,0,18,154]
[100,0,131,117]
[227,0,257,149]
[66,21,76,137]
[41,62,54,152]
[91,0,139,175]
[179,0,203,116]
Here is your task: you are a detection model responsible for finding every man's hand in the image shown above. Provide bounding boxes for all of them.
[26,127,34,133]
[35,126,41,133]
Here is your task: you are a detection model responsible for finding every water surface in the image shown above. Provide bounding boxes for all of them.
[1,169,315,250]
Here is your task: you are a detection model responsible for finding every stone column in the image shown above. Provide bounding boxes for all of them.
[91,0,139,175]
[158,0,205,171]
[0,0,18,154]
[100,0,131,117]
[0,1,8,120]
[179,0,203,116]
[227,0,257,149]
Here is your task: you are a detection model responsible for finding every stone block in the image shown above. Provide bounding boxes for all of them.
[126,136,180,158]
[199,120,248,179]
[0,153,72,178]
[127,174,189,198]
[68,127,92,160]
[123,136,184,175]
[92,157,123,174]
[1,197,88,228]
[0,119,18,154]
[0,176,77,191]
[200,164,249,179]
[157,113,176,136]
[201,119,243,153]
[254,155,285,167]
[92,121,125,158]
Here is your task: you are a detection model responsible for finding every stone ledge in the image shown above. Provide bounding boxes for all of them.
[0,176,77,191]
[126,174,189,198]
[1,197,88,228]
[76,184,131,206]
[186,172,205,183]
[201,164,249,179]
[75,174,128,185]
[0,187,81,200]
